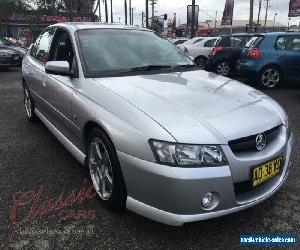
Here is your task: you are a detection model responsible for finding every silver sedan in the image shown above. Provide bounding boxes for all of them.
[22,23,294,226]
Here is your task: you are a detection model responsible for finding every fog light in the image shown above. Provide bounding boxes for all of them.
[201,192,219,210]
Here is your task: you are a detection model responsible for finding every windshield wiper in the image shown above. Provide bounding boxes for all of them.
[173,64,197,69]
[126,65,172,72]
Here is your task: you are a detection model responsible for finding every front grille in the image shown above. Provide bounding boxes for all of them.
[228,125,281,153]
[234,180,253,195]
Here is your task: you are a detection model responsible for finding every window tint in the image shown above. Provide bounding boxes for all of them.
[204,39,217,47]
[49,30,75,69]
[32,28,56,64]
[231,37,250,48]
[286,36,300,51]
[217,36,250,48]
[276,37,285,50]
[245,36,264,48]
[30,37,41,58]
[77,29,193,77]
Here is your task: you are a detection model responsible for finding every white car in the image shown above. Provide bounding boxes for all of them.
[179,37,219,69]
[177,37,205,50]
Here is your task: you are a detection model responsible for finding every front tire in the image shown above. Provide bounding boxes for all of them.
[86,128,127,210]
[23,84,37,122]
[258,66,282,89]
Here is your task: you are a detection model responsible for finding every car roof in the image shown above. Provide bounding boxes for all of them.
[221,33,255,37]
[263,32,300,36]
[49,22,152,32]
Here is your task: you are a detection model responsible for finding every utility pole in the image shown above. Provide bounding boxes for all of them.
[110,0,113,23]
[129,0,132,25]
[104,0,108,23]
[288,17,291,31]
[69,0,74,21]
[131,8,134,25]
[98,0,102,22]
[150,0,157,29]
[125,0,128,25]
[273,12,277,31]
[191,0,196,38]
[256,0,262,32]
[264,0,270,32]
[142,11,144,27]
[215,11,218,34]
[249,0,254,33]
[146,0,149,28]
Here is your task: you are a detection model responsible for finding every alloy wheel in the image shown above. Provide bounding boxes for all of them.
[261,68,280,88]
[217,62,230,76]
[88,137,113,200]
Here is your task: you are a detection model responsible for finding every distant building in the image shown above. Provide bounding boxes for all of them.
[0,5,96,44]
[178,19,286,37]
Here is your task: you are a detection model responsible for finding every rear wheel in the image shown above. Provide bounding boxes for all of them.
[195,56,208,69]
[258,66,282,89]
[86,128,127,210]
[215,61,231,76]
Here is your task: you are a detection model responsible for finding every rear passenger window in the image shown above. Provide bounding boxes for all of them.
[286,36,300,52]
[275,36,300,52]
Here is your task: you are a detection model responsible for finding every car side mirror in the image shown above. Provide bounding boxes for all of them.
[45,61,72,77]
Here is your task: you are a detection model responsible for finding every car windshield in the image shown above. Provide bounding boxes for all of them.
[245,36,264,48]
[77,29,194,77]
[217,36,251,48]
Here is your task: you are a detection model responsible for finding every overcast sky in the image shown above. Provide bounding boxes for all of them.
[98,0,299,27]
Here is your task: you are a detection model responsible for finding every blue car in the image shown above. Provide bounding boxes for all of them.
[238,32,300,89]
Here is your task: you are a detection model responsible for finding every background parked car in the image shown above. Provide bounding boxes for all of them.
[171,38,189,45]
[0,47,21,70]
[207,34,254,76]
[182,37,219,69]
[177,37,205,51]
[238,32,300,89]
[0,37,26,65]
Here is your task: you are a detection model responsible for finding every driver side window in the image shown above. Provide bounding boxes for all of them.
[48,29,75,71]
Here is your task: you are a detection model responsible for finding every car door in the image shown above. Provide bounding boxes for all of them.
[282,35,300,81]
[42,28,79,144]
[24,28,56,114]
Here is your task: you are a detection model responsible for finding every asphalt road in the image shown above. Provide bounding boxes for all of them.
[0,68,299,249]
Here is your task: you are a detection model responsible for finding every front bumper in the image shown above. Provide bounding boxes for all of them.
[118,133,294,226]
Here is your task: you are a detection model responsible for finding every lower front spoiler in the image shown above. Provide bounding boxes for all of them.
[122,134,293,226]
[126,165,289,226]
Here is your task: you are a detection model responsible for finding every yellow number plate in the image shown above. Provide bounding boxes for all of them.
[252,157,283,188]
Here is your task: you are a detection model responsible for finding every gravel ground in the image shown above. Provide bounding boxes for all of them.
[0,68,299,249]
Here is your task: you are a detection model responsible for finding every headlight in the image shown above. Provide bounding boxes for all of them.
[149,140,228,167]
